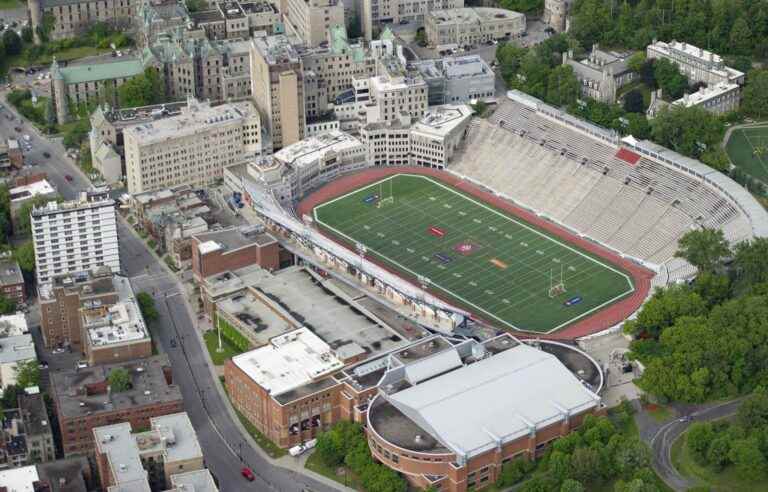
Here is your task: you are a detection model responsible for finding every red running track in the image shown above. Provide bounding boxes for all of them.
[297,167,654,341]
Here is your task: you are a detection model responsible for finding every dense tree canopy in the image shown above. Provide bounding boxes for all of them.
[674,229,731,273]
[742,69,768,119]
[14,360,40,389]
[136,292,159,322]
[108,368,131,392]
[118,68,164,108]
[650,105,724,159]
[0,294,16,315]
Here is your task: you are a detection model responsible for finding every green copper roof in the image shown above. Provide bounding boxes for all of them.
[380,27,395,41]
[60,59,145,85]
[329,25,349,54]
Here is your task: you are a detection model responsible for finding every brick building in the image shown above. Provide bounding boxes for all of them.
[38,268,118,351]
[0,256,26,304]
[94,412,208,491]
[227,332,604,492]
[50,355,183,457]
[191,226,280,281]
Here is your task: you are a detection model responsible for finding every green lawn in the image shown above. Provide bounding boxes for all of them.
[305,452,362,490]
[671,429,768,491]
[313,174,634,333]
[203,330,243,365]
[725,126,768,184]
[6,45,110,69]
[0,0,21,9]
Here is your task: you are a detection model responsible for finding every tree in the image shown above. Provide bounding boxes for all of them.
[496,43,527,86]
[624,284,708,339]
[44,96,56,133]
[315,421,363,467]
[21,26,33,44]
[733,238,768,292]
[0,293,15,315]
[570,446,601,483]
[627,52,646,74]
[136,292,159,323]
[674,228,731,273]
[2,30,21,56]
[625,113,651,139]
[729,16,753,56]
[686,422,715,463]
[559,479,584,492]
[107,368,131,392]
[14,360,40,389]
[706,435,732,470]
[0,185,11,244]
[737,387,768,429]
[691,272,731,307]
[62,118,91,149]
[498,0,543,15]
[623,90,645,114]
[548,451,573,482]
[15,195,60,236]
[653,59,688,100]
[13,242,35,274]
[546,65,580,108]
[742,70,768,119]
[118,68,165,108]
[185,0,208,13]
[729,438,767,480]
[650,105,724,159]
[1,384,22,409]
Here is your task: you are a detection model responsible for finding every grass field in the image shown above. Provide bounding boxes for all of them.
[725,126,768,184]
[313,174,634,333]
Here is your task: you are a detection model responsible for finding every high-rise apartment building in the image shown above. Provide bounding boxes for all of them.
[250,35,306,150]
[123,98,262,194]
[281,0,345,47]
[361,0,463,40]
[31,191,119,285]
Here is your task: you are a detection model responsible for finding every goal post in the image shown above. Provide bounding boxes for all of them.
[548,264,567,298]
[377,178,395,208]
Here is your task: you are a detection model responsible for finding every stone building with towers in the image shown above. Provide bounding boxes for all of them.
[27,0,138,43]
[562,46,635,104]
[543,0,571,32]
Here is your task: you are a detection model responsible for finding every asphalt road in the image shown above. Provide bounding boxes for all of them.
[0,92,343,492]
[649,399,742,491]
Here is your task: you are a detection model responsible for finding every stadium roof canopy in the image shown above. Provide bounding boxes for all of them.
[386,343,600,460]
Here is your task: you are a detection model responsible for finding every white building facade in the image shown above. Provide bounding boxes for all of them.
[31,192,120,284]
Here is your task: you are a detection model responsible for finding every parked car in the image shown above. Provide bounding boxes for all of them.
[42,151,51,158]
[13,126,21,132]
[241,467,255,481]
[65,174,74,182]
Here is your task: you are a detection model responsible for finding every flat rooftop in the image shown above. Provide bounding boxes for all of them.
[0,258,23,287]
[252,35,300,65]
[195,224,277,255]
[95,423,147,485]
[202,264,270,298]
[51,355,181,419]
[169,470,219,492]
[0,313,28,337]
[31,192,114,217]
[36,456,90,492]
[9,179,56,202]
[274,130,363,169]
[0,333,36,365]
[411,104,473,138]
[673,82,739,107]
[192,9,225,23]
[216,287,292,346]
[84,275,148,349]
[232,327,343,397]
[240,1,278,14]
[124,100,258,145]
[39,267,116,302]
[99,102,187,130]
[254,268,408,357]
[146,413,202,463]
[429,7,525,25]
[0,465,38,492]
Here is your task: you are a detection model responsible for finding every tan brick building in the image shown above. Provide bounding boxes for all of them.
[39,268,118,351]
[0,256,25,304]
[51,355,183,457]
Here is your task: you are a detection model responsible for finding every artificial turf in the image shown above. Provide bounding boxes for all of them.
[725,126,768,184]
[313,174,634,333]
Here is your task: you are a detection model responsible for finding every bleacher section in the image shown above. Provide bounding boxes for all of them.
[452,98,753,269]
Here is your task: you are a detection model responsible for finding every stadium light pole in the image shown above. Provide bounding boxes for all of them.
[418,275,431,303]
[356,242,367,271]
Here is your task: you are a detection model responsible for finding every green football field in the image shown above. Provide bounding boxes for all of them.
[725,126,768,184]
[313,174,635,333]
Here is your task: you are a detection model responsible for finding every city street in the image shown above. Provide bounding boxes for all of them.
[0,92,347,492]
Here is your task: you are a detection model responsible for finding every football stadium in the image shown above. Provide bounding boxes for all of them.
[243,90,768,338]
[312,173,633,333]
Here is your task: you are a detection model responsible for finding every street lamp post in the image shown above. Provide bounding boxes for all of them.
[355,242,367,271]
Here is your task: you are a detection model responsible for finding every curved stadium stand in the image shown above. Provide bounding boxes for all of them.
[451,90,768,284]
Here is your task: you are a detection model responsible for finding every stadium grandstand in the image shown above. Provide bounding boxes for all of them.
[451,90,768,285]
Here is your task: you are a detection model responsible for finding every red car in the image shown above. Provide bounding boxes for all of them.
[65,175,73,182]
[241,467,255,481]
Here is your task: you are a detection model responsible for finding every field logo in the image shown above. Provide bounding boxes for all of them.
[428,226,446,238]
[434,253,453,264]
[363,194,379,204]
[490,258,508,269]
[454,242,480,255]
[564,296,582,307]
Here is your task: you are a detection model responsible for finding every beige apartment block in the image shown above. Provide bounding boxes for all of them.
[124,99,261,194]
[281,0,345,47]
[250,35,305,150]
